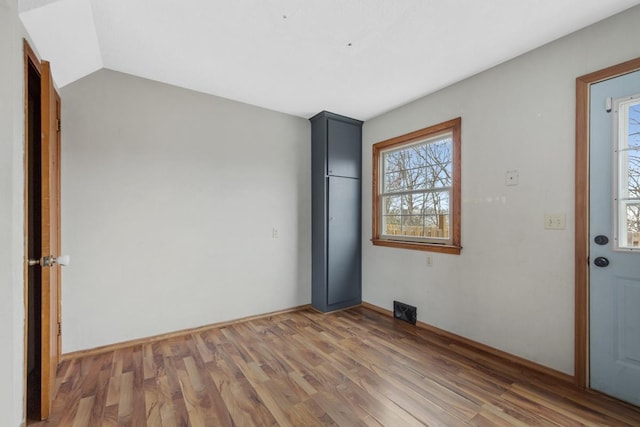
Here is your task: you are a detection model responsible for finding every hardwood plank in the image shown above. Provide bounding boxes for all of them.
[162,343,190,427]
[175,362,206,427]
[286,401,331,427]
[143,377,161,427]
[100,404,118,427]
[312,390,370,427]
[71,396,94,427]
[469,404,531,427]
[205,337,277,426]
[117,371,134,423]
[29,307,640,426]
[186,336,235,427]
[86,368,111,426]
[104,373,120,409]
[129,346,147,426]
[156,375,178,427]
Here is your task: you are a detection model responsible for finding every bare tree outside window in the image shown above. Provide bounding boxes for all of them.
[625,102,640,246]
[382,136,452,239]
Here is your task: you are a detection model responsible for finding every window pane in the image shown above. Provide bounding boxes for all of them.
[628,102,640,150]
[402,215,425,237]
[411,193,425,214]
[628,149,640,199]
[382,191,450,240]
[384,151,402,173]
[383,170,403,192]
[383,151,422,192]
[424,190,450,215]
[383,195,401,215]
[382,133,452,194]
[424,138,452,188]
[383,215,401,236]
[424,191,450,238]
[624,202,640,248]
[401,194,415,215]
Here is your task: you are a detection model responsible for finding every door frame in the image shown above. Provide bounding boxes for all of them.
[575,56,640,388]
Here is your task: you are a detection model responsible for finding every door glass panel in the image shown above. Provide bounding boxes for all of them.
[624,202,640,248]
[627,101,640,150]
[628,150,640,198]
[616,97,640,250]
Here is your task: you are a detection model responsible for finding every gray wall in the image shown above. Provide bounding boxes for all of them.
[60,70,311,352]
[362,5,640,375]
[0,1,26,425]
[4,4,640,425]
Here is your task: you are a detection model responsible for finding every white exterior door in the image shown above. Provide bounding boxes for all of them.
[589,70,640,406]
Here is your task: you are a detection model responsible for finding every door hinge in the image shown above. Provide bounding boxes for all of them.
[56,119,61,132]
[57,322,61,336]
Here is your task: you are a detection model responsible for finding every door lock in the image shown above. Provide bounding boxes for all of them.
[28,256,55,267]
[594,257,610,267]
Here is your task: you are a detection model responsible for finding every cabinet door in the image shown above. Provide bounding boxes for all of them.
[327,119,361,178]
[327,176,361,305]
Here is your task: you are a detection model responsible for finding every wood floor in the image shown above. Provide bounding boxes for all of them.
[30,307,640,426]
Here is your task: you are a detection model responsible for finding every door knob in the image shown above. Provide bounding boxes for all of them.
[594,235,609,245]
[594,257,609,267]
[27,255,70,267]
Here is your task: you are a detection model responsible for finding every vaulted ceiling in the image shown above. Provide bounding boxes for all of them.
[20,0,640,120]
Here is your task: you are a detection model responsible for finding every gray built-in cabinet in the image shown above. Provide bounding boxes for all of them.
[310,111,362,312]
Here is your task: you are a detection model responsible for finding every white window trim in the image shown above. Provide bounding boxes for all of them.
[613,94,640,252]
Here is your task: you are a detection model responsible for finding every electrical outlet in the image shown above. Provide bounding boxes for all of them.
[425,255,433,267]
[544,214,566,230]
[505,169,519,186]
[272,228,278,238]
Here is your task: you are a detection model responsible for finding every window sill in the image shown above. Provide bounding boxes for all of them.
[371,238,462,255]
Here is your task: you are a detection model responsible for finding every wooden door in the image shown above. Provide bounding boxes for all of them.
[39,60,61,419]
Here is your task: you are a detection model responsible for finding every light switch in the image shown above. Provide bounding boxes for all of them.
[505,170,519,186]
[544,214,566,230]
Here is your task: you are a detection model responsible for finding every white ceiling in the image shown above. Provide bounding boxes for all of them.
[20,0,640,120]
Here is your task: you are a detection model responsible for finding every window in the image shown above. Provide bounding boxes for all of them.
[372,118,461,254]
[614,95,640,250]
